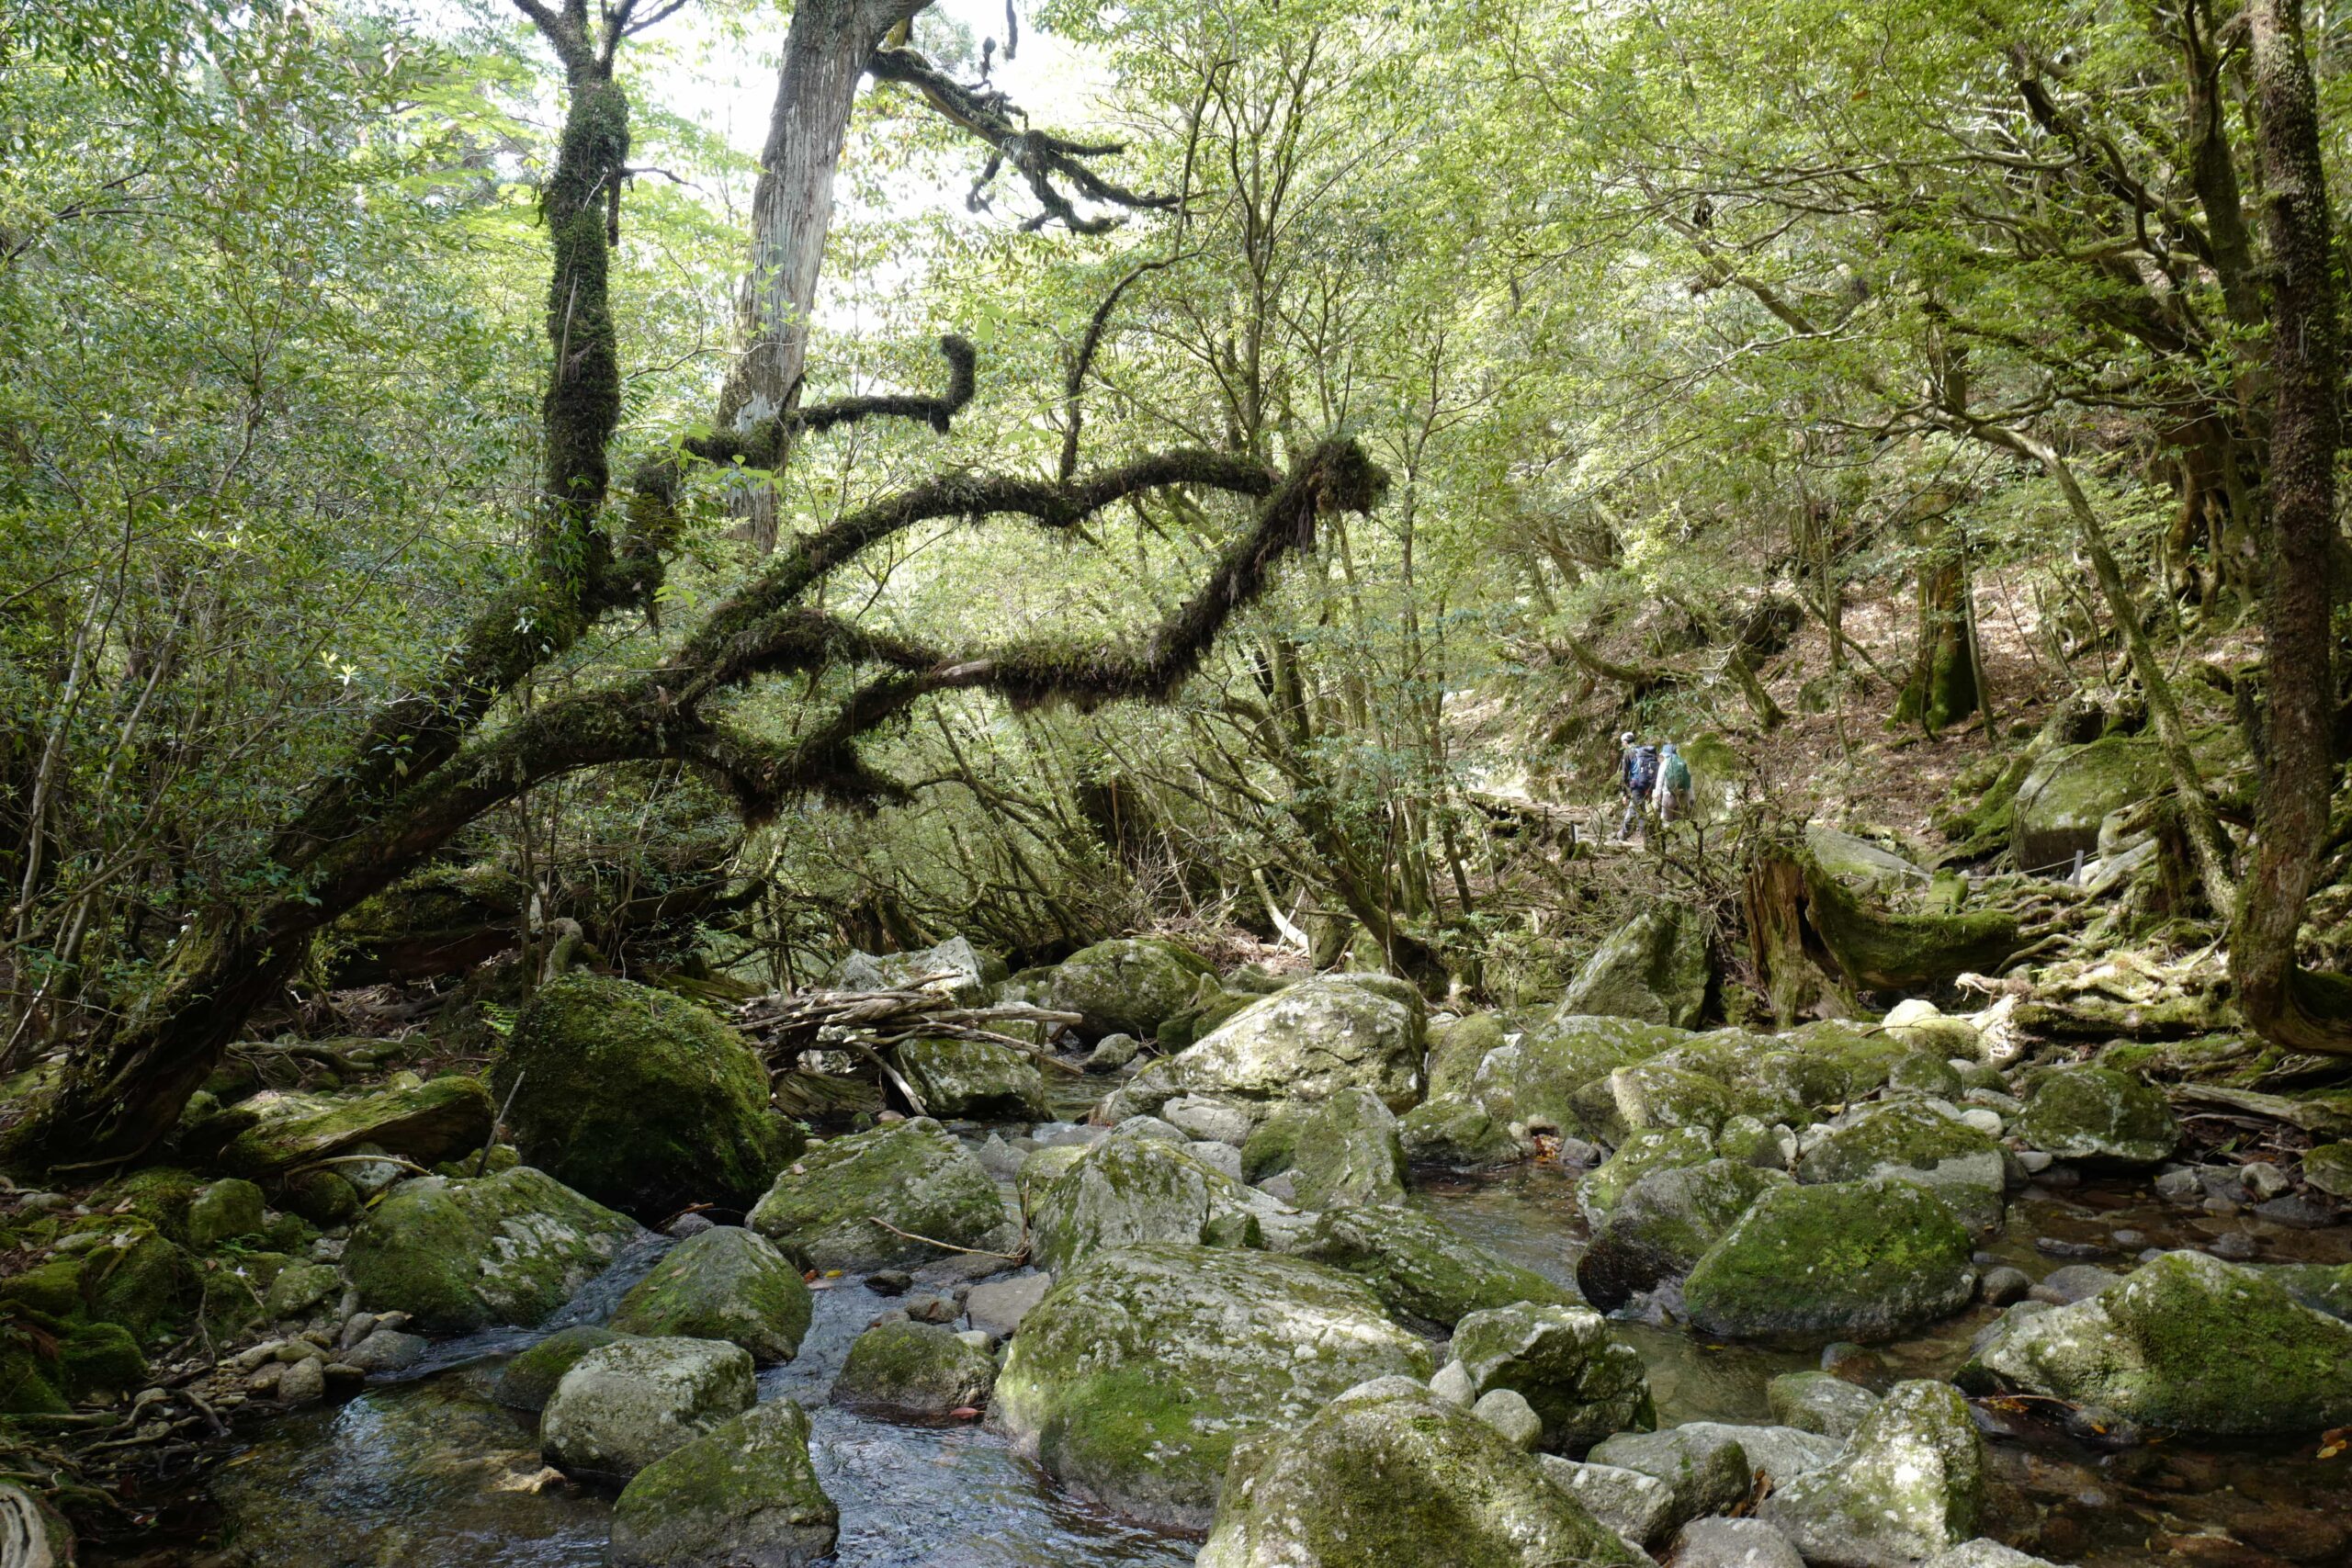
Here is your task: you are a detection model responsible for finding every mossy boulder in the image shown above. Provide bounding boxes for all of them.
[1461,1014,1689,1142]
[0,1346,68,1415]
[1806,825,1930,896]
[57,1319,147,1399]
[83,1223,198,1339]
[1558,904,1712,1027]
[2011,736,2171,872]
[824,935,1004,1003]
[609,1398,839,1568]
[1797,1101,2007,1233]
[748,1119,1017,1272]
[187,1179,267,1249]
[1577,1124,1716,1226]
[278,1168,359,1226]
[495,1324,628,1413]
[1027,1131,1292,1273]
[1600,1059,1736,1140]
[1040,937,1216,1039]
[0,1258,85,1318]
[540,1336,757,1483]
[1768,1371,1882,1438]
[217,1077,494,1179]
[345,1166,646,1332]
[1289,1088,1408,1209]
[1426,1013,1509,1100]
[897,1038,1046,1121]
[2015,1066,2179,1166]
[1577,1424,1753,1519]
[1682,1177,1976,1342]
[1760,1380,1985,1567]
[2302,1141,2352,1198]
[990,1242,1432,1530]
[496,976,798,1220]
[1577,1159,1791,1311]
[1291,1202,1577,1328]
[1016,1143,1091,1208]
[1961,1249,2352,1433]
[1115,975,1426,1117]
[831,1320,997,1416]
[610,1226,810,1364]
[1195,1377,1642,1568]
[263,1259,341,1320]
[90,1167,205,1244]
[1396,1096,1527,1169]
[1449,1301,1655,1453]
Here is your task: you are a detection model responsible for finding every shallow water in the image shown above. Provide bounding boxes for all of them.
[182,1141,2352,1568]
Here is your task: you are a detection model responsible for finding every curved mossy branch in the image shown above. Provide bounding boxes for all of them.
[652,333,978,479]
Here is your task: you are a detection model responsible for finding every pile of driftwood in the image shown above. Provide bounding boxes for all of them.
[734,980,1082,1119]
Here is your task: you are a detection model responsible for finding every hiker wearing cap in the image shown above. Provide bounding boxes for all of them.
[1615,732,1660,840]
[1654,741,1693,825]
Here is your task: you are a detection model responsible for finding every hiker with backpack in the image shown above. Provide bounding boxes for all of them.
[1615,732,1660,840]
[1655,741,1694,825]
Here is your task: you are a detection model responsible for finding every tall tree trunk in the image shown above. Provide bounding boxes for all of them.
[2233,0,2352,1051]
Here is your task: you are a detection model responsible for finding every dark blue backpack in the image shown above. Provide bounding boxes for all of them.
[1626,745,1660,794]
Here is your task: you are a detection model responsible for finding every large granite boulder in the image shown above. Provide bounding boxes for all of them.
[1578,1124,1717,1225]
[345,1166,646,1332]
[1558,905,1712,1027]
[1806,825,1930,896]
[1462,1014,1690,1141]
[1760,1380,1985,1566]
[749,1119,1018,1272]
[609,1226,810,1364]
[609,1398,838,1567]
[823,935,1002,1002]
[1113,974,1426,1118]
[1797,1101,2007,1233]
[216,1077,494,1178]
[1397,1095,1527,1168]
[1289,1088,1408,1208]
[1962,1249,2352,1433]
[494,1324,627,1413]
[1682,1178,1975,1342]
[1040,937,1216,1039]
[1448,1301,1654,1453]
[1577,1159,1790,1311]
[989,1243,1431,1530]
[540,1337,757,1483]
[1195,1378,1641,1568]
[2014,1066,2179,1166]
[1291,1202,1577,1328]
[495,976,798,1219]
[897,1038,1046,1121]
[2011,737,2170,873]
[1026,1133,1296,1273]
[831,1320,997,1417]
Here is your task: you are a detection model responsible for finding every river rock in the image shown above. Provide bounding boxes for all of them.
[989,1242,1431,1530]
[1962,1248,2352,1433]
[1040,937,1216,1039]
[344,1166,646,1333]
[1600,1058,1736,1140]
[496,975,798,1218]
[2015,1065,2179,1166]
[1583,1423,1752,1517]
[1396,1095,1527,1168]
[1289,1088,1408,1208]
[1449,1301,1654,1453]
[1797,1100,2007,1233]
[217,1077,495,1178]
[749,1119,1018,1272]
[1026,1129,1295,1272]
[1767,1371,1880,1438]
[897,1038,1046,1121]
[1163,1095,1256,1145]
[964,1273,1052,1337]
[1922,1544,2066,1568]
[1112,974,1426,1118]
[1578,1159,1790,1310]
[1881,999,1984,1062]
[1537,1456,1681,1548]
[340,1327,429,1373]
[1290,1201,1577,1327]
[540,1337,756,1483]
[494,1324,628,1412]
[1195,1377,1641,1567]
[1560,906,1712,1027]
[187,1178,268,1248]
[824,935,1002,1002]
[2301,1141,2352,1197]
[1474,1386,1544,1450]
[1682,1177,1976,1342]
[831,1320,996,1416]
[1674,1517,1805,1568]
[1578,1124,1717,1225]
[1083,1032,1141,1073]
[1427,1013,1509,1100]
[609,1398,838,1568]
[1759,1380,1984,1566]
[610,1227,810,1364]
[1467,1014,1690,1141]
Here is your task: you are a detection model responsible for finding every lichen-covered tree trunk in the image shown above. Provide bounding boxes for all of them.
[1892,533,1979,736]
[1743,844,2019,1023]
[2233,0,2352,1054]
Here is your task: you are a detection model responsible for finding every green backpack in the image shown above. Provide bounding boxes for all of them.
[1662,751,1691,791]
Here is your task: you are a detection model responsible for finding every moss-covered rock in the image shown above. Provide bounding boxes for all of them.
[1426,1013,1509,1100]
[90,1167,205,1244]
[1600,1059,1736,1140]
[1577,1159,1790,1311]
[1558,904,1712,1027]
[1016,1143,1091,1209]
[0,1345,68,1414]
[1577,1124,1717,1226]
[1449,1301,1655,1453]
[187,1179,267,1249]
[824,935,1004,1003]
[344,1166,646,1332]
[610,1226,809,1364]
[57,1319,147,1399]
[609,1397,838,1568]
[1396,1096,1526,1168]
[1961,1249,2352,1434]
[1797,1101,2007,1233]
[83,1223,198,1340]
[1027,1131,1292,1273]
[990,1242,1432,1530]
[1291,1202,1577,1328]
[1578,1424,1753,1519]
[1682,1177,1976,1343]
[1768,1371,1882,1438]
[1238,1101,1307,1180]
[1461,1014,1689,1143]
[2301,1141,2352,1198]
[1806,825,1930,896]
[1196,1377,1642,1568]
[495,1324,629,1412]
[1288,1088,1408,1209]
[263,1259,341,1320]
[1760,1380,1984,1567]
[495,976,797,1220]
[0,1258,85,1318]
[831,1320,997,1416]
[1040,937,1216,1040]
[1114,975,1426,1118]
[897,1038,1046,1121]
[749,1119,1017,1272]
[541,1336,757,1483]
[2011,736,2171,872]
[2014,1066,2179,1166]
[217,1077,494,1179]
[277,1167,359,1226]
